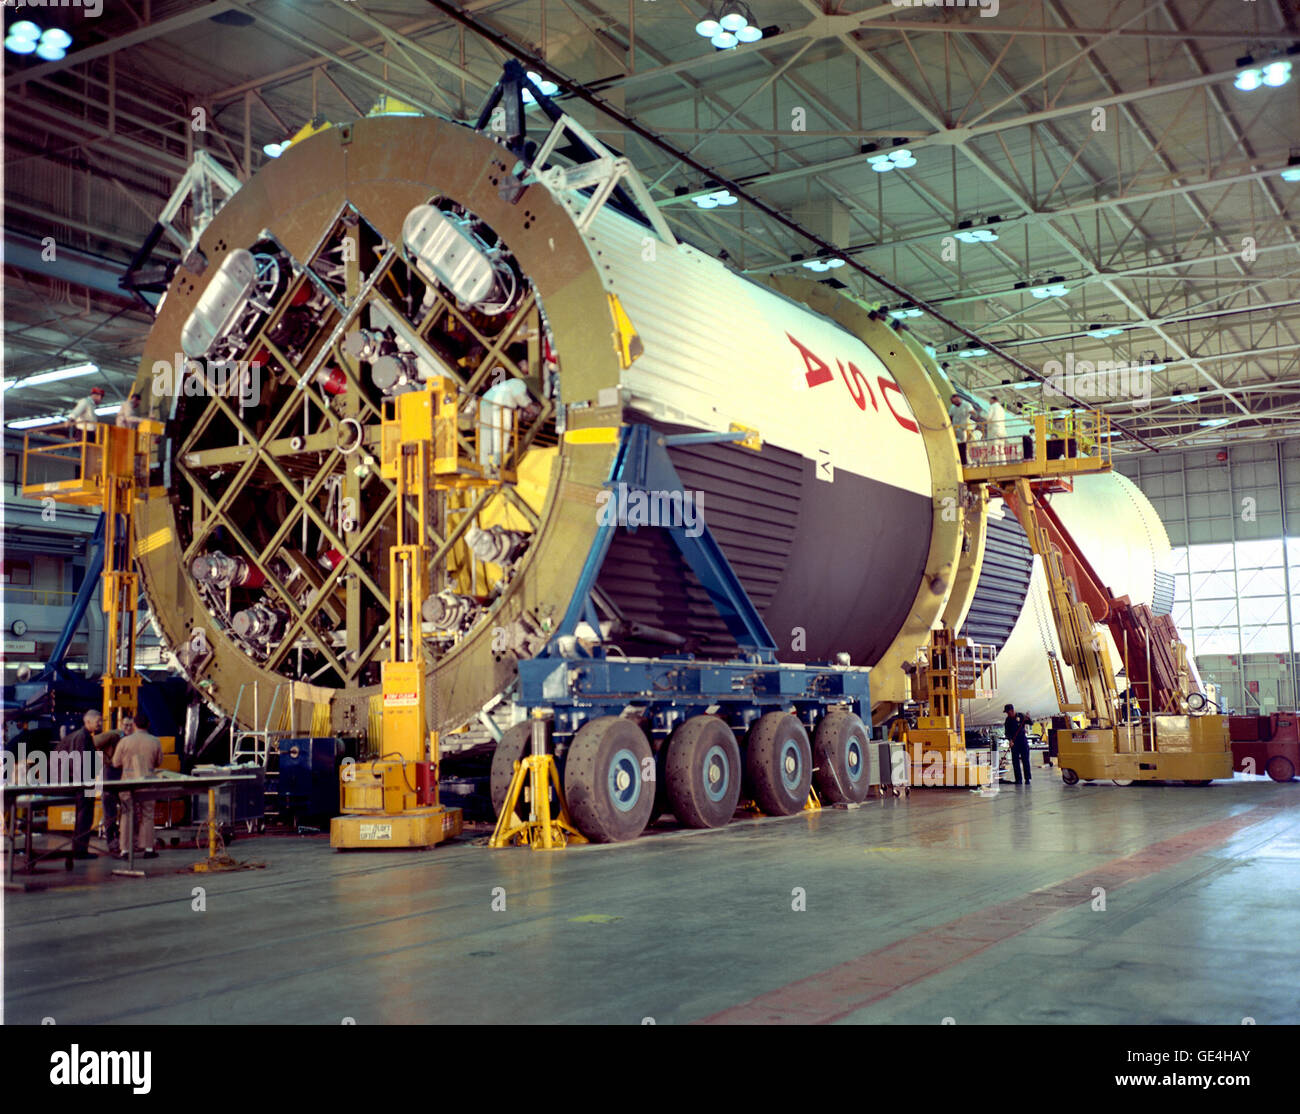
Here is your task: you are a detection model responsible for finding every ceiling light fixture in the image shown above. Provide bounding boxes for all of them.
[7,414,67,430]
[956,347,988,358]
[888,305,923,319]
[953,216,1000,243]
[695,3,763,49]
[867,148,917,173]
[521,71,560,104]
[693,189,739,209]
[1234,55,1291,91]
[5,22,71,60]
[1281,154,1300,182]
[802,257,846,273]
[1028,277,1070,299]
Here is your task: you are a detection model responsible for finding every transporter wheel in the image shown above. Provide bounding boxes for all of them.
[746,712,813,817]
[1061,768,1080,786]
[665,716,742,829]
[564,717,654,843]
[1112,779,1134,787]
[1266,756,1296,783]
[490,721,561,822]
[813,710,871,805]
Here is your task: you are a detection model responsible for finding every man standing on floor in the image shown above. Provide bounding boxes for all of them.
[54,708,103,859]
[113,711,164,859]
[1003,703,1032,784]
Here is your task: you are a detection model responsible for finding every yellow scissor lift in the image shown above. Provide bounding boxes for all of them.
[893,626,996,787]
[329,377,514,849]
[22,421,162,733]
[962,408,1231,785]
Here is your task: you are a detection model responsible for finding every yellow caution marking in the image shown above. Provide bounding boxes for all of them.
[729,422,762,452]
[607,293,643,369]
[564,427,621,445]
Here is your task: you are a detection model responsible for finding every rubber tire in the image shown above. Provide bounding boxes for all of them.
[664,716,742,829]
[1182,780,1213,787]
[1266,756,1296,783]
[490,721,559,822]
[745,712,813,817]
[564,716,654,843]
[1061,768,1080,786]
[813,710,871,804]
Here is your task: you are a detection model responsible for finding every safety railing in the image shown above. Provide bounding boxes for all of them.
[961,408,1112,481]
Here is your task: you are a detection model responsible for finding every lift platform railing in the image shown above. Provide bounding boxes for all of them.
[961,408,1112,484]
[378,378,522,489]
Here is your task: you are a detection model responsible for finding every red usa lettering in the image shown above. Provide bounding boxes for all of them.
[787,333,920,434]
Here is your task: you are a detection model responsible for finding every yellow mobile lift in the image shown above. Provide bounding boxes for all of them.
[963,409,1231,785]
[892,626,996,787]
[22,419,161,733]
[329,378,483,849]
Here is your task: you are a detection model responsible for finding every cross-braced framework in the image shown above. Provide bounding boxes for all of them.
[172,199,554,690]
[5,1,1299,454]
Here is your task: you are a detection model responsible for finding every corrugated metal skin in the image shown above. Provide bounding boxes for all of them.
[1151,569,1175,617]
[964,511,1033,654]
[596,436,803,659]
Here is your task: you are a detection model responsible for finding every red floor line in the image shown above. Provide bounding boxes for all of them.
[698,806,1274,1025]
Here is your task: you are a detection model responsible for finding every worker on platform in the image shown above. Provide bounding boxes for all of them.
[68,386,107,429]
[1003,703,1032,785]
[114,392,143,429]
[984,395,1007,465]
[948,393,975,463]
[55,709,104,859]
[113,710,164,859]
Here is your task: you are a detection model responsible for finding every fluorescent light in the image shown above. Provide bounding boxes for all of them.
[1087,325,1124,338]
[1168,393,1198,403]
[1199,418,1231,427]
[1010,380,1037,389]
[94,404,121,416]
[956,348,988,358]
[35,40,66,62]
[5,34,37,55]
[9,21,41,42]
[719,11,747,31]
[1029,282,1069,299]
[1282,165,1300,182]
[41,28,71,50]
[7,415,65,430]
[3,363,98,391]
[1234,68,1262,92]
[711,30,738,49]
[955,228,998,243]
[695,18,721,37]
[736,25,763,43]
[889,307,923,319]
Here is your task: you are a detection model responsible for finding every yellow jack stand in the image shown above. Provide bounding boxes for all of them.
[489,713,586,849]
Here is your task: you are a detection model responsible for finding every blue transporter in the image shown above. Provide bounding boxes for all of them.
[498,424,874,843]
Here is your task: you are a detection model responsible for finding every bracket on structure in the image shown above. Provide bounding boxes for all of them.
[120,151,244,309]
[474,60,676,246]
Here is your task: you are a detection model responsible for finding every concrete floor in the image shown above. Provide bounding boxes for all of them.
[4,771,1298,1025]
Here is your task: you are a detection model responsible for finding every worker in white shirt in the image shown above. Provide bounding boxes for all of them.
[478,376,540,470]
[68,385,107,429]
[948,393,975,463]
[114,392,143,429]
[984,395,1007,464]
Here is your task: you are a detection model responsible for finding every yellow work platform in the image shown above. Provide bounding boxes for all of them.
[961,410,1112,484]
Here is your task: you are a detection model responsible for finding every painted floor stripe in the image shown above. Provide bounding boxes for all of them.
[698,806,1274,1024]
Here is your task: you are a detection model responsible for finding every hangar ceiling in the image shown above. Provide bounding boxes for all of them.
[4,0,1299,454]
